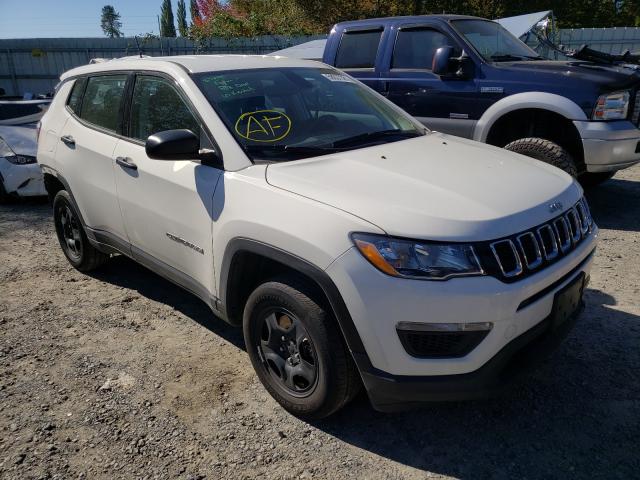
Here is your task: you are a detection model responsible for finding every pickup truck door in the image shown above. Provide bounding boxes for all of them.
[112,74,222,299]
[382,25,479,139]
[330,26,385,94]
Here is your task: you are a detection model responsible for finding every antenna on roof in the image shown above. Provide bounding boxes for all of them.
[134,36,143,58]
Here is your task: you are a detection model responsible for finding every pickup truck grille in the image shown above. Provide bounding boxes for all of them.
[475,198,594,283]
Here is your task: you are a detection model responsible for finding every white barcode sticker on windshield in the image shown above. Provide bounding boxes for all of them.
[322,73,355,83]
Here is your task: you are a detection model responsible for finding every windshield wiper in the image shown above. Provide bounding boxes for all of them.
[490,54,541,62]
[331,129,422,148]
[243,144,344,158]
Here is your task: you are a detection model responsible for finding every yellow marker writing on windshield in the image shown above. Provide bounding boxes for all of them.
[235,110,292,142]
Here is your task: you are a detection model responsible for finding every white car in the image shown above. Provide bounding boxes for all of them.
[37,56,597,418]
[0,124,46,201]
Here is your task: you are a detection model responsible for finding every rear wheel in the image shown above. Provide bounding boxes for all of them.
[53,190,108,271]
[579,171,615,189]
[504,137,578,177]
[243,276,360,419]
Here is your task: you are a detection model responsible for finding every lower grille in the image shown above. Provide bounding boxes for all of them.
[397,329,490,358]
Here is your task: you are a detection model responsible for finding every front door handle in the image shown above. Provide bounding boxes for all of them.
[60,135,75,147]
[115,156,138,170]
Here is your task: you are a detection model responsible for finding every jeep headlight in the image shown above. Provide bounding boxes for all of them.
[592,91,630,120]
[352,233,484,280]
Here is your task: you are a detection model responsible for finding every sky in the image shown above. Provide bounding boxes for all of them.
[0,0,194,39]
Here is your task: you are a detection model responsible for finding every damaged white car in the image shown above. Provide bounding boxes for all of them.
[0,125,46,201]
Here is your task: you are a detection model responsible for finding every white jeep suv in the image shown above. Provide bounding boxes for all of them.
[38,55,597,418]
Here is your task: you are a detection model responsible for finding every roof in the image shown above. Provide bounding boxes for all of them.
[334,14,485,28]
[60,54,325,80]
[269,39,328,61]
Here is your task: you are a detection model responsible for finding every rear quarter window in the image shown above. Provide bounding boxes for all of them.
[66,77,87,115]
[79,75,127,132]
[335,29,382,69]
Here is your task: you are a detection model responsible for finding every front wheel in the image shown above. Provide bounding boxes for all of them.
[243,277,360,419]
[53,190,109,271]
[504,137,578,177]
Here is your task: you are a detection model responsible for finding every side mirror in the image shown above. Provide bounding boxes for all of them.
[146,129,200,160]
[432,46,454,75]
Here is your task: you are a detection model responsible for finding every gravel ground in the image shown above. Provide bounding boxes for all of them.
[1,166,639,480]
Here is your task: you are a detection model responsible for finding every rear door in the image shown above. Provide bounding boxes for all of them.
[382,24,479,139]
[56,74,128,239]
[112,73,222,297]
[331,26,385,93]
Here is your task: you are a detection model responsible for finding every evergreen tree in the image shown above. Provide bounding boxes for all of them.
[160,0,177,37]
[100,5,123,38]
[177,0,189,36]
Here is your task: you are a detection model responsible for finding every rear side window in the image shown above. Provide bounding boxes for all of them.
[67,78,86,114]
[79,75,127,132]
[392,29,453,69]
[335,30,382,69]
[128,75,200,142]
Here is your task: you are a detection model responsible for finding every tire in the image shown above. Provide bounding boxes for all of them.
[53,190,108,272]
[504,137,578,177]
[0,179,13,204]
[243,276,361,419]
[579,171,615,189]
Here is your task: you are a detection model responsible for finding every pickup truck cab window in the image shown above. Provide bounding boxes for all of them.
[79,75,127,132]
[335,29,382,69]
[129,75,200,142]
[452,19,541,62]
[193,67,424,161]
[392,28,454,70]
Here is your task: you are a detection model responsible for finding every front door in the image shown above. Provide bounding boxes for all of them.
[384,26,479,139]
[112,74,222,296]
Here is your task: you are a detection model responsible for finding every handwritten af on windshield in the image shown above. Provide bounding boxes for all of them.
[234,110,292,143]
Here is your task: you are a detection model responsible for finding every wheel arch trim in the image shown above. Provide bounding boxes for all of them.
[219,237,371,366]
[474,92,588,143]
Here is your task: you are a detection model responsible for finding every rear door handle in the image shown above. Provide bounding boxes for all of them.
[115,156,138,170]
[60,135,75,147]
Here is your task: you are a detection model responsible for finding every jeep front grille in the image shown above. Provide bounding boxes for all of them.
[632,91,640,127]
[475,198,594,283]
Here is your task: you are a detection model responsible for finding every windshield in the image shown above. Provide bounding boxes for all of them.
[452,19,541,62]
[193,67,425,161]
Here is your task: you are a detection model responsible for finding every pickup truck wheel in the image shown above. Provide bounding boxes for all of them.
[243,277,360,419]
[579,171,615,188]
[53,190,108,272]
[504,138,578,177]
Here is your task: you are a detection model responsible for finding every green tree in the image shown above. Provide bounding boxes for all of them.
[160,0,177,37]
[100,5,123,38]
[177,0,188,36]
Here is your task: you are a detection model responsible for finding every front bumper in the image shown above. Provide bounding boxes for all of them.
[0,157,46,197]
[326,229,596,410]
[573,120,640,173]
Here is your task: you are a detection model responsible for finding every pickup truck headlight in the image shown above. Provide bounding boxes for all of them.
[351,233,484,280]
[592,91,630,120]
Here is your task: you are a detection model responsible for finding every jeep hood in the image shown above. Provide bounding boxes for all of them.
[266,133,582,241]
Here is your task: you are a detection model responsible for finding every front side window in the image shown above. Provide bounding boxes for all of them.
[335,30,382,69]
[392,28,454,69]
[452,19,541,62]
[79,75,127,132]
[193,67,425,162]
[129,75,200,142]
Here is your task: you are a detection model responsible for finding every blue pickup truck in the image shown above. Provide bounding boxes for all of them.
[321,15,640,185]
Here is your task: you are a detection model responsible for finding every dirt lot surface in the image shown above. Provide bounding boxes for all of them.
[1,166,639,480]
